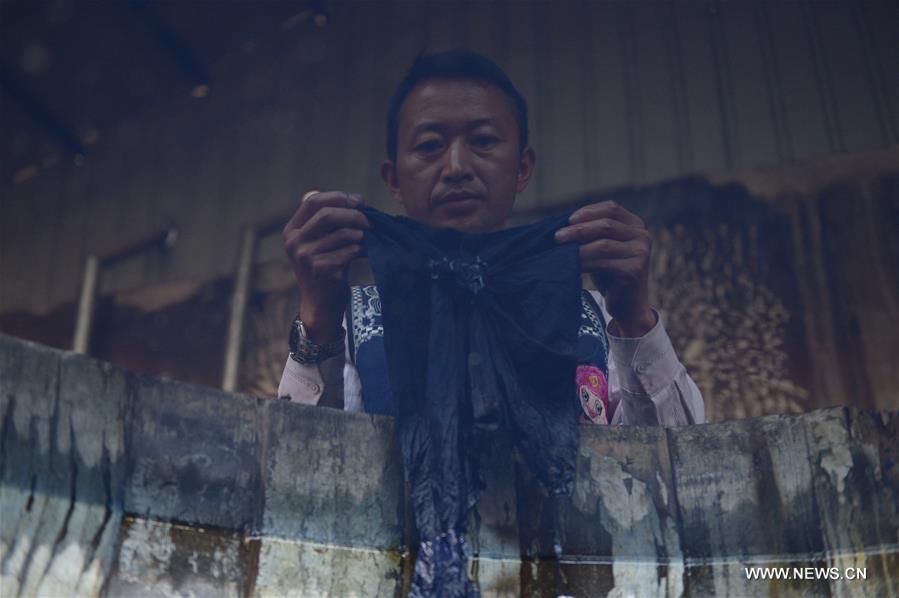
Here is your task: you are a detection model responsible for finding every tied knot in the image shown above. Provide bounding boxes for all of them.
[428,256,487,294]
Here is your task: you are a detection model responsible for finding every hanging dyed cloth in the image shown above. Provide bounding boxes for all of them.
[360,206,583,597]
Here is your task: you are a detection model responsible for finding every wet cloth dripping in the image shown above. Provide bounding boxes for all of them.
[360,206,582,597]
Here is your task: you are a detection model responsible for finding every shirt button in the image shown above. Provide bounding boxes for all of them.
[308,383,321,394]
[636,363,647,374]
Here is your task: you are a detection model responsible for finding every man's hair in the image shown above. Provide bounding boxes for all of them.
[385,49,529,162]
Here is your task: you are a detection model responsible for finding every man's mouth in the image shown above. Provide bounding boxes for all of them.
[433,191,483,207]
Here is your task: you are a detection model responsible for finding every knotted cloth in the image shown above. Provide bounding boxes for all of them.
[360,207,582,597]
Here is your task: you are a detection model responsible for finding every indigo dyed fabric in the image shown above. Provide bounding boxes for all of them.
[348,286,610,420]
[360,207,583,597]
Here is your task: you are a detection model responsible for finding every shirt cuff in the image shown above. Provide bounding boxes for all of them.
[608,308,684,398]
[277,356,325,405]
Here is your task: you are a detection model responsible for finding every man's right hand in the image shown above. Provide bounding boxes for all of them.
[282,190,370,344]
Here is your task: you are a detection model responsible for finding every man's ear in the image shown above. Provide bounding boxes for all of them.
[380,160,403,206]
[515,146,536,194]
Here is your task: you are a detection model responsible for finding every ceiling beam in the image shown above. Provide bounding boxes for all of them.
[0,65,86,159]
[128,0,209,96]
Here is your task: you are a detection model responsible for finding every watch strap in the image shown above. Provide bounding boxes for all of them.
[289,319,345,364]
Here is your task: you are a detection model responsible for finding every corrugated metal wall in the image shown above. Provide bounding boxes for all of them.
[1,0,896,314]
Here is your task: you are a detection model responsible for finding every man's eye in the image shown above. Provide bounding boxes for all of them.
[415,140,443,153]
[472,136,498,148]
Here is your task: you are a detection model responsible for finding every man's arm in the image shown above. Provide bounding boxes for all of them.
[282,190,369,352]
[589,290,705,426]
[278,189,368,409]
[555,200,704,426]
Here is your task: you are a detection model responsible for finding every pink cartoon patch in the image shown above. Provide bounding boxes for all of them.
[576,365,609,425]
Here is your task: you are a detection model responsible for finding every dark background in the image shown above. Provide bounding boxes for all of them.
[1,0,896,419]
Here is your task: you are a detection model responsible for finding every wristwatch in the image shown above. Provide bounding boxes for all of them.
[289,319,345,364]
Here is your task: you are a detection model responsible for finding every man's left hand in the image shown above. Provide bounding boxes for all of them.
[554,200,657,337]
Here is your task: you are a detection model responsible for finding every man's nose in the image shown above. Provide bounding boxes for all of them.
[441,140,474,183]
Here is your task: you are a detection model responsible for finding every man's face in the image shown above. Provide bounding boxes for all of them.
[381,78,535,233]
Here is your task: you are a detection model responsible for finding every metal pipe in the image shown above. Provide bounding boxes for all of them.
[222,226,257,392]
[73,255,100,354]
[71,226,178,355]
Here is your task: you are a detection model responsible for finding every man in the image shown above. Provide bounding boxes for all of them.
[278,49,704,426]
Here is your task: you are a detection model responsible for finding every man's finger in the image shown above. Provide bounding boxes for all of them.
[582,256,644,278]
[298,206,371,241]
[579,238,646,262]
[285,191,362,232]
[304,227,366,255]
[309,243,365,277]
[555,218,640,244]
[568,200,644,227]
